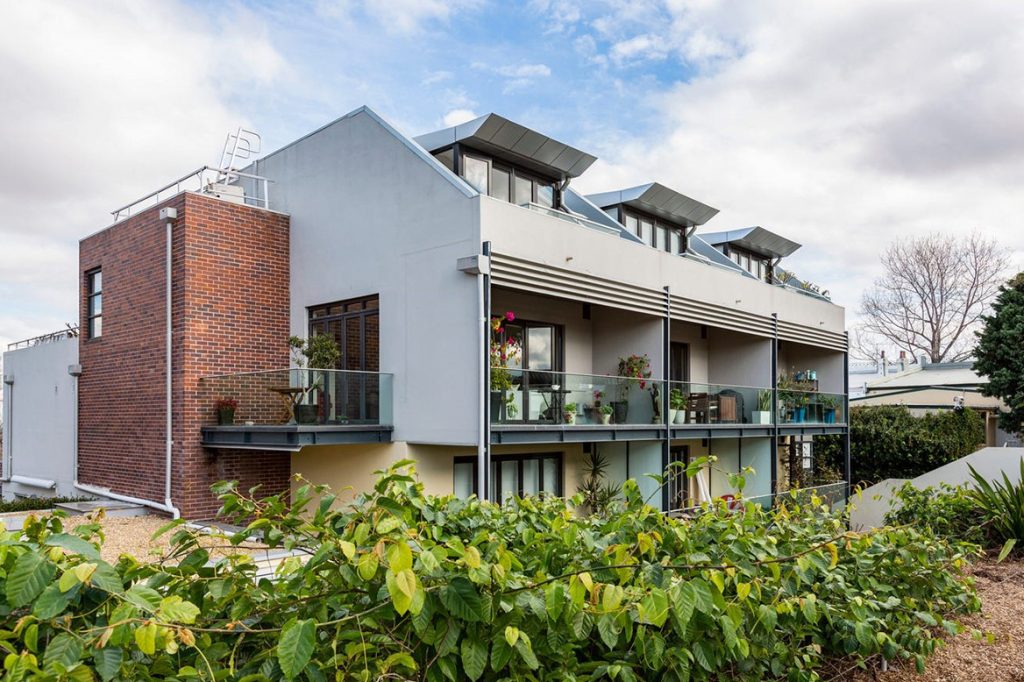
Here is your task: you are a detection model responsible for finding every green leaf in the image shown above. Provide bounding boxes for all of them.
[998,538,1016,562]
[515,636,539,670]
[92,648,122,682]
[386,570,413,615]
[545,582,565,622]
[375,515,401,534]
[801,595,819,624]
[597,613,620,650]
[277,618,316,680]
[504,626,520,647]
[638,589,669,628]
[383,652,417,672]
[33,584,73,619]
[43,633,82,671]
[135,622,157,656]
[357,552,379,581]
[6,551,56,607]
[124,584,162,613]
[386,541,413,572]
[89,561,123,595]
[461,636,487,681]
[441,577,483,622]
[339,540,356,560]
[671,581,696,630]
[157,596,201,624]
[464,546,482,569]
[44,534,101,562]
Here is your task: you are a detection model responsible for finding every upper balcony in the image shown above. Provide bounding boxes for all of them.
[199,369,393,451]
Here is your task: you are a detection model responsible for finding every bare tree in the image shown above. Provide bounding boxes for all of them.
[860,232,1008,363]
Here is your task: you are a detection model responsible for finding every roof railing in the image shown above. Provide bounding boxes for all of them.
[110,166,272,222]
[7,326,79,351]
[519,202,621,235]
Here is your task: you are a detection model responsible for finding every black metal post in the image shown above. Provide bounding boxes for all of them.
[843,331,851,501]
[483,240,492,501]
[770,313,779,496]
[662,286,671,510]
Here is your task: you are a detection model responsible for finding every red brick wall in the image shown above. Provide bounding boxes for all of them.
[79,192,291,518]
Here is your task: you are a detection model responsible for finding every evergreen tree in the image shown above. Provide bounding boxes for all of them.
[973,272,1024,436]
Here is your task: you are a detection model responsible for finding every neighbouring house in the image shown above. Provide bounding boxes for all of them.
[1,106,850,517]
[851,360,1019,447]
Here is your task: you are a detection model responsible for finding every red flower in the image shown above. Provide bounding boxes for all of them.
[505,311,516,321]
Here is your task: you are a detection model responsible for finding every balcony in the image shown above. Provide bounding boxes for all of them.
[199,369,393,451]
[489,369,846,443]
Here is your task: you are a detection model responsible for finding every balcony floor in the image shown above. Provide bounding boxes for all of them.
[201,424,393,452]
[490,422,846,444]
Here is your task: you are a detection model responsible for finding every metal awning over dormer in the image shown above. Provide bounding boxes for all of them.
[698,226,801,259]
[414,114,597,181]
[587,182,719,227]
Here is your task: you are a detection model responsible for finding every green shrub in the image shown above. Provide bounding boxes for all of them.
[885,483,989,547]
[0,496,92,515]
[817,405,984,485]
[0,464,980,681]
[968,458,1024,551]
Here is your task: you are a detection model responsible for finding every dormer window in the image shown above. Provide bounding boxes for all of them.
[723,244,771,282]
[451,148,558,209]
[622,208,686,255]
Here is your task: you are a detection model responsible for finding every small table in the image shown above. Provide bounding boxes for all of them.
[269,387,304,425]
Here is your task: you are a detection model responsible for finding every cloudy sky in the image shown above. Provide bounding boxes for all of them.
[2,0,1024,353]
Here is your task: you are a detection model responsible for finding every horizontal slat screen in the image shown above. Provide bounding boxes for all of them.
[490,252,847,351]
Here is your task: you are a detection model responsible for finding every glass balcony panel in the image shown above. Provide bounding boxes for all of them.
[491,368,663,426]
[199,369,393,427]
[777,389,845,425]
[667,382,774,426]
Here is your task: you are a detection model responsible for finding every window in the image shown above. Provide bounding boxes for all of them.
[86,269,102,339]
[308,295,380,422]
[454,453,563,500]
[458,149,559,209]
[724,246,771,282]
[623,209,686,255]
[462,154,489,194]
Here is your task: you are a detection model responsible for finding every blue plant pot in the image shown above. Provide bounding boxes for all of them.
[795,407,806,423]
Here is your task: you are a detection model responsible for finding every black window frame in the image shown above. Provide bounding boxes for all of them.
[85,268,102,340]
[493,317,564,424]
[307,294,380,423]
[451,146,560,209]
[722,245,772,282]
[620,207,688,255]
[454,452,564,498]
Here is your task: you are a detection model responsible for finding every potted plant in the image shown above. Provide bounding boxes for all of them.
[613,354,651,424]
[777,371,815,424]
[215,398,238,425]
[585,390,604,422]
[289,334,342,424]
[563,402,578,425]
[669,388,686,424]
[820,394,839,424]
[598,404,613,425]
[753,389,772,424]
[490,312,521,422]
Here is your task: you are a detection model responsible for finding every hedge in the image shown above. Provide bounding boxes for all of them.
[0,462,980,681]
[818,405,984,485]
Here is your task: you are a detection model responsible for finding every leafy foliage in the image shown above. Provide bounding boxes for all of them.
[0,497,92,515]
[973,272,1024,436]
[817,405,984,485]
[885,483,989,547]
[968,458,1024,546]
[0,464,980,681]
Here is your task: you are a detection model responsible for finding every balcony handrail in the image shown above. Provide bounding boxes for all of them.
[492,367,775,392]
[110,165,274,221]
[199,367,393,381]
[518,201,622,235]
[7,326,79,351]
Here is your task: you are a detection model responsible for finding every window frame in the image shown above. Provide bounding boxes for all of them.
[723,245,772,282]
[454,452,564,499]
[620,207,687,255]
[456,147,560,209]
[85,268,102,340]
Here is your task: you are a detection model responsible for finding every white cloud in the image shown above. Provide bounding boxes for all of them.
[442,108,479,127]
[0,1,287,351]
[316,0,479,34]
[495,64,552,78]
[573,0,1024,318]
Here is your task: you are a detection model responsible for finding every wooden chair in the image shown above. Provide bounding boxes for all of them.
[686,393,711,424]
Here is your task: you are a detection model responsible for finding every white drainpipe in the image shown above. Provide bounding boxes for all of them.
[2,376,12,482]
[74,207,181,519]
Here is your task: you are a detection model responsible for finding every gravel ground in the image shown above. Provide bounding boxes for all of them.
[59,514,265,564]
[843,559,1024,682]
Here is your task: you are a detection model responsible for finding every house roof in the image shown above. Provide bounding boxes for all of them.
[698,226,801,259]
[413,113,597,180]
[864,362,982,391]
[586,182,719,227]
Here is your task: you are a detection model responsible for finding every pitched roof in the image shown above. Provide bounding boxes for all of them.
[865,362,983,391]
[586,182,719,227]
[414,113,597,180]
[698,226,801,259]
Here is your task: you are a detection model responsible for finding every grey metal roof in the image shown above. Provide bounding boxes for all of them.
[698,226,801,259]
[414,113,597,180]
[586,182,719,227]
[688,234,755,276]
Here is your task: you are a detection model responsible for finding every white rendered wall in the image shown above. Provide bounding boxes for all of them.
[252,110,481,446]
[1,338,78,500]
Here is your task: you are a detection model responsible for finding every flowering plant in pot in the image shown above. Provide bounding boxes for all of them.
[613,354,651,424]
[490,312,521,420]
[563,402,578,425]
[599,403,613,425]
[215,398,238,425]
[669,388,687,424]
